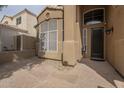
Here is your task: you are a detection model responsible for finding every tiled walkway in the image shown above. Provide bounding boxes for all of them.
[0,57,123,88]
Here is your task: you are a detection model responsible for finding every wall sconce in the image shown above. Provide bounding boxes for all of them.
[105,27,113,35]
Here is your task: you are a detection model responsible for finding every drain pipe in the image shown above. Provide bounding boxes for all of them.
[61,6,64,64]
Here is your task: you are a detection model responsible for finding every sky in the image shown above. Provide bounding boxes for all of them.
[0,5,46,20]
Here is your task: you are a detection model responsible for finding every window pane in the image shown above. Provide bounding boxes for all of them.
[16,17,21,25]
[40,33,47,51]
[49,31,57,51]
[84,9,104,25]
[49,19,57,30]
[41,21,48,32]
[49,41,57,51]
[49,31,57,41]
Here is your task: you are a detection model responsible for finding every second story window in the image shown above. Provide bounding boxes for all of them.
[16,17,21,25]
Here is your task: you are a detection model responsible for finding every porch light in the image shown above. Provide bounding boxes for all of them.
[105,27,113,35]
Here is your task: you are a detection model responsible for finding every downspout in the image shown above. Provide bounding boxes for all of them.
[61,6,64,64]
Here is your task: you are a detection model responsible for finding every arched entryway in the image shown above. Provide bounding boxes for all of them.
[82,8,105,61]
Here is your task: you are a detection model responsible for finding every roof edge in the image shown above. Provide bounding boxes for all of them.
[0,23,28,33]
[0,15,13,22]
[37,5,63,19]
[13,8,37,18]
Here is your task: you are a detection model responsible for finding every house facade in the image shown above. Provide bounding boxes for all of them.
[36,6,63,60]
[0,9,37,63]
[0,23,28,52]
[1,9,37,37]
[37,5,124,77]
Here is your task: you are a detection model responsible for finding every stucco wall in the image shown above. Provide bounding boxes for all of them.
[63,6,77,66]
[27,13,37,37]
[106,6,124,76]
[37,9,63,23]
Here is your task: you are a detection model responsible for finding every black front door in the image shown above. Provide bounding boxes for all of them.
[91,28,104,60]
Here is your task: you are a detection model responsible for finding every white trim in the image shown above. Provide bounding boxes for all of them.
[82,28,87,54]
[83,8,105,25]
[47,21,49,51]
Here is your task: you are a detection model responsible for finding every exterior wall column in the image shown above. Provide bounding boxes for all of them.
[0,30,1,52]
[63,6,77,66]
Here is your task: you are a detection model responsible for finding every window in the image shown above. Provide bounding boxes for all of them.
[16,17,21,25]
[40,21,48,51]
[40,19,57,52]
[84,9,104,25]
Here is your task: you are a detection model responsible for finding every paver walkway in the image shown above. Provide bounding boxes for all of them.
[0,57,123,88]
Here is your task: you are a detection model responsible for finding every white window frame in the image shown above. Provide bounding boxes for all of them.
[82,28,87,53]
[40,31,48,51]
[39,19,58,52]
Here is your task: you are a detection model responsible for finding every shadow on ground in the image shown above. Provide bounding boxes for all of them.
[78,58,124,87]
[0,35,47,80]
[0,57,45,80]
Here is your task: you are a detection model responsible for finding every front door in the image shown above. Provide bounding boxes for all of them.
[91,28,104,60]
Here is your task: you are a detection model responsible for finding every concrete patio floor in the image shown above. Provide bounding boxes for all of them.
[0,57,123,88]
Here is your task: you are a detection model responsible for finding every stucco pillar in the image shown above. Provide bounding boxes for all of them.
[63,6,77,66]
[0,30,1,52]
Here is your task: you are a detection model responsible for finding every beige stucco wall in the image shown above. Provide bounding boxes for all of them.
[37,8,63,60]
[106,6,124,76]
[27,14,37,37]
[37,9,63,23]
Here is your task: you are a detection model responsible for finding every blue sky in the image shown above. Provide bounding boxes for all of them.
[0,5,46,20]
